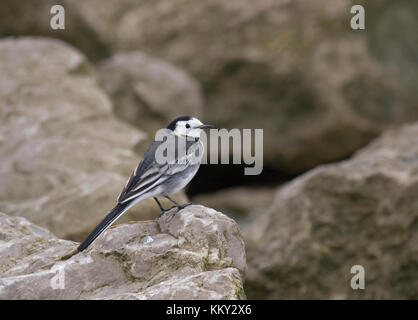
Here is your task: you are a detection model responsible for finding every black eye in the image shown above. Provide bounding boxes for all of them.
[185,123,190,128]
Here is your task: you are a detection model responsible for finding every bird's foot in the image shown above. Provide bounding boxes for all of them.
[158,203,193,220]
[176,202,193,210]
[158,205,176,218]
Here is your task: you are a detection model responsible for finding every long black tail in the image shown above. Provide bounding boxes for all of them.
[77,203,128,252]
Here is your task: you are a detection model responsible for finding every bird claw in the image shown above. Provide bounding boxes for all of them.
[158,205,176,218]
[158,203,193,220]
[176,202,193,210]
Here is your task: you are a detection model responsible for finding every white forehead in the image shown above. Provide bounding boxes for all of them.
[176,118,203,128]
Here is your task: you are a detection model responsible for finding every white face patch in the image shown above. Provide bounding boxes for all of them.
[173,118,204,138]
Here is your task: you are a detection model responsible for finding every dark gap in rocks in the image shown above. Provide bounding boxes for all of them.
[185,146,362,197]
[186,163,297,197]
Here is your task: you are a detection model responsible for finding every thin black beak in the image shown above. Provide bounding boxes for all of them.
[197,124,213,129]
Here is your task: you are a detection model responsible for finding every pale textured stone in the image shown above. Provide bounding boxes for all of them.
[0,205,246,299]
[98,51,203,139]
[246,123,418,299]
[0,37,184,240]
[1,1,417,172]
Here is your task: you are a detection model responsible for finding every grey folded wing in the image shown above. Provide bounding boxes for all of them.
[117,139,196,204]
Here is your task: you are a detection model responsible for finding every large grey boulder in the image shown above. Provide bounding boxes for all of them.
[1,1,416,173]
[98,51,203,140]
[66,0,418,173]
[192,186,276,228]
[0,205,246,299]
[0,37,184,241]
[245,123,418,299]
[0,0,110,61]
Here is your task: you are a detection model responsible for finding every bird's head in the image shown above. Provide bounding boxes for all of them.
[167,116,212,138]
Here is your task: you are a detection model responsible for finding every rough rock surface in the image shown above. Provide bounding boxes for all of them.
[0,205,246,299]
[1,1,416,173]
[0,0,111,61]
[245,123,418,299]
[98,51,203,141]
[192,186,276,227]
[67,0,418,173]
[0,37,185,241]
[1,1,417,173]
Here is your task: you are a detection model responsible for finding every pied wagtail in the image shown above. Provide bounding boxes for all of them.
[77,116,212,252]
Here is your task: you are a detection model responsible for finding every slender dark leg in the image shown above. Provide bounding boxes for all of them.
[164,195,192,210]
[154,197,165,211]
[154,197,175,217]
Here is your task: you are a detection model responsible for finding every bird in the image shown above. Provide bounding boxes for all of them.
[77,116,212,252]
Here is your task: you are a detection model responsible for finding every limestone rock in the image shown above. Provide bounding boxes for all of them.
[0,0,110,61]
[66,0,418,173]
[192,186,276,227]
[98,51,203,140]
[0,205,247,299]
[0,37,184,240]
[2,1,417,172]
[246,123,418,299]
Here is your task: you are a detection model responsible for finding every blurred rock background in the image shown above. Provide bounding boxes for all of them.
[0,0,417,299]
